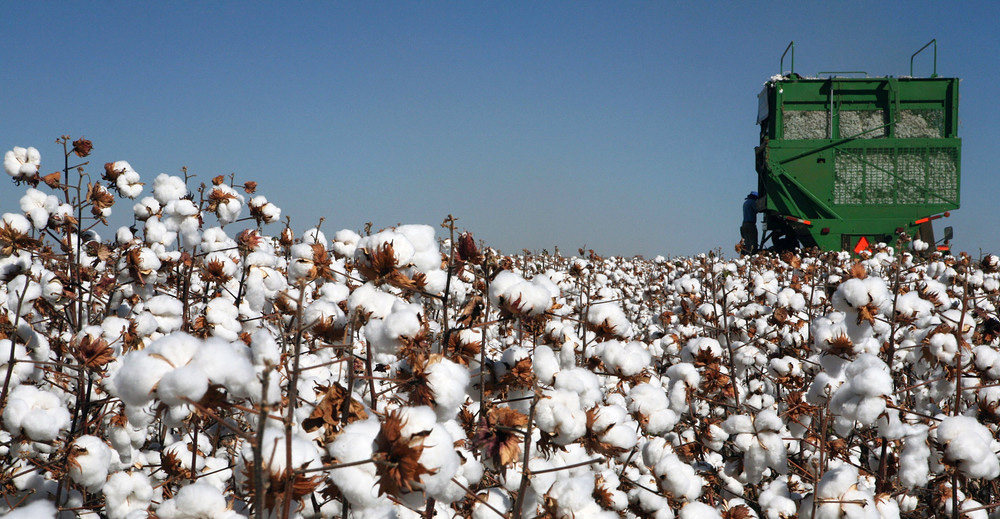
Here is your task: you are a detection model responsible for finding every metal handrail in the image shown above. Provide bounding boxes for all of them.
[910,39,937,77]
[818,71,869,77]
[781,41,795,76]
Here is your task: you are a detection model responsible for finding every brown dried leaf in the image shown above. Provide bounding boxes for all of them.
[373,409,435,497]
[302,383,369,443]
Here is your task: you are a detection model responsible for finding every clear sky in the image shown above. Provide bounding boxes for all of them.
[3,2,997,258]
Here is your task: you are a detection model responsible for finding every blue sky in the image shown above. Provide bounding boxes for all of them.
[2,2,997,258]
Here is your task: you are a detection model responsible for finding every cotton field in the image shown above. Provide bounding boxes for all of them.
[2,139,1000,519]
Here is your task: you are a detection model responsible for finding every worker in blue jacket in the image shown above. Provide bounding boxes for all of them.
[741,191,759,255]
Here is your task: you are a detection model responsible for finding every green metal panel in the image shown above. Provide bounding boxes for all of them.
[756,74,960,252]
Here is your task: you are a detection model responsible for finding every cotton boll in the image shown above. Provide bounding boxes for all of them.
[935,415,1000,479]
[472,488,512,519]
[758,478,799,519]
[68,435,114,491]
[586,300,634,339]
[152,173,188,204]
[327,419,387,509]
[248,195,280,224]
[331,228,361,257]
[0,340,33,388]
[250,329,281,367]
[4,146,41,179]
[829,353,892,428]
[157,482,247,519]
[680,336,722,363]
[103,471,154,519]
[2,499,57,519]
[194,338,257,398]
[425,357,470,421]
[133,196,160,220]
[208,184,245,225]
[2,384,72,442]
[145,295,184,333]
[20,188,59,229]
[112,350,173,407]
[679,502,722,519]
[531,344,561,385]
[553,367,602,408]
[155,363,209,406]
[204,297,241,341]
[591,404,639,451]
[349,282,400,321]
[489,271,558,316]
[395,224,441,273]
[534,389,587,444]
[601,340,652,377]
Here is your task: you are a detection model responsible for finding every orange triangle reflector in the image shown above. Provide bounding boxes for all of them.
[853,236,870,254]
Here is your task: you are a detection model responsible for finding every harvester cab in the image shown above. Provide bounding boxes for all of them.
[754,40,960,255]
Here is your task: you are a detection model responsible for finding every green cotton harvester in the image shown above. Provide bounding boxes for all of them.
[755,40,960,254]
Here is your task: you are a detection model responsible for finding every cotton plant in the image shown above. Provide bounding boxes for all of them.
[6,136,1000,519]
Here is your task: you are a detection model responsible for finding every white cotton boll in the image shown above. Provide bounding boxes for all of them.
[116,226,134,244]
[415,424,461,502]
[330,229,361,258]
[303,300,347,342]
[546,474,603,517]
[116,168,143,199]
[250,329,281,367]
[156,364,209,406]
[654,452,703,502]
[327,419,389,510]
[680,337,722,363]
[472,488,512,519]
[133,196,160,220]
[0,340,33,388]
[209,184,245,225]
[145,295,184,333]
[935,415,1000,479]
[68,435,113,491]
[532,345,561,385]
[602,340,652,377]
[205,298,241,341]
[2,384,72,442]
[20,189,59,230]
[145,331,200,367]
[103,471,153,519]
[425,357,470,421]
[680,502,722,519]
[630,474,675,519]
[113,351,175,407]
[534,389,587,444]
[974,345,1000,379]
[594,406,639,451]
[488,271,558,316]
[301,227,328,247]
[395,224,441,272]
[759,478,798,519]
[834,278,871,310]
[586,301,634,338]
[356,230,415,268]
[248,196,281,224]
[927,333,958,364]
[195,339,257,398]
[349,282,399,320]
[628,382,669,414]
[152,173,187,204]
[4,146,41,179]
[157,482,246,519]
[2,499,57,519]
[553,367,602,408]
[2,212,32,235]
